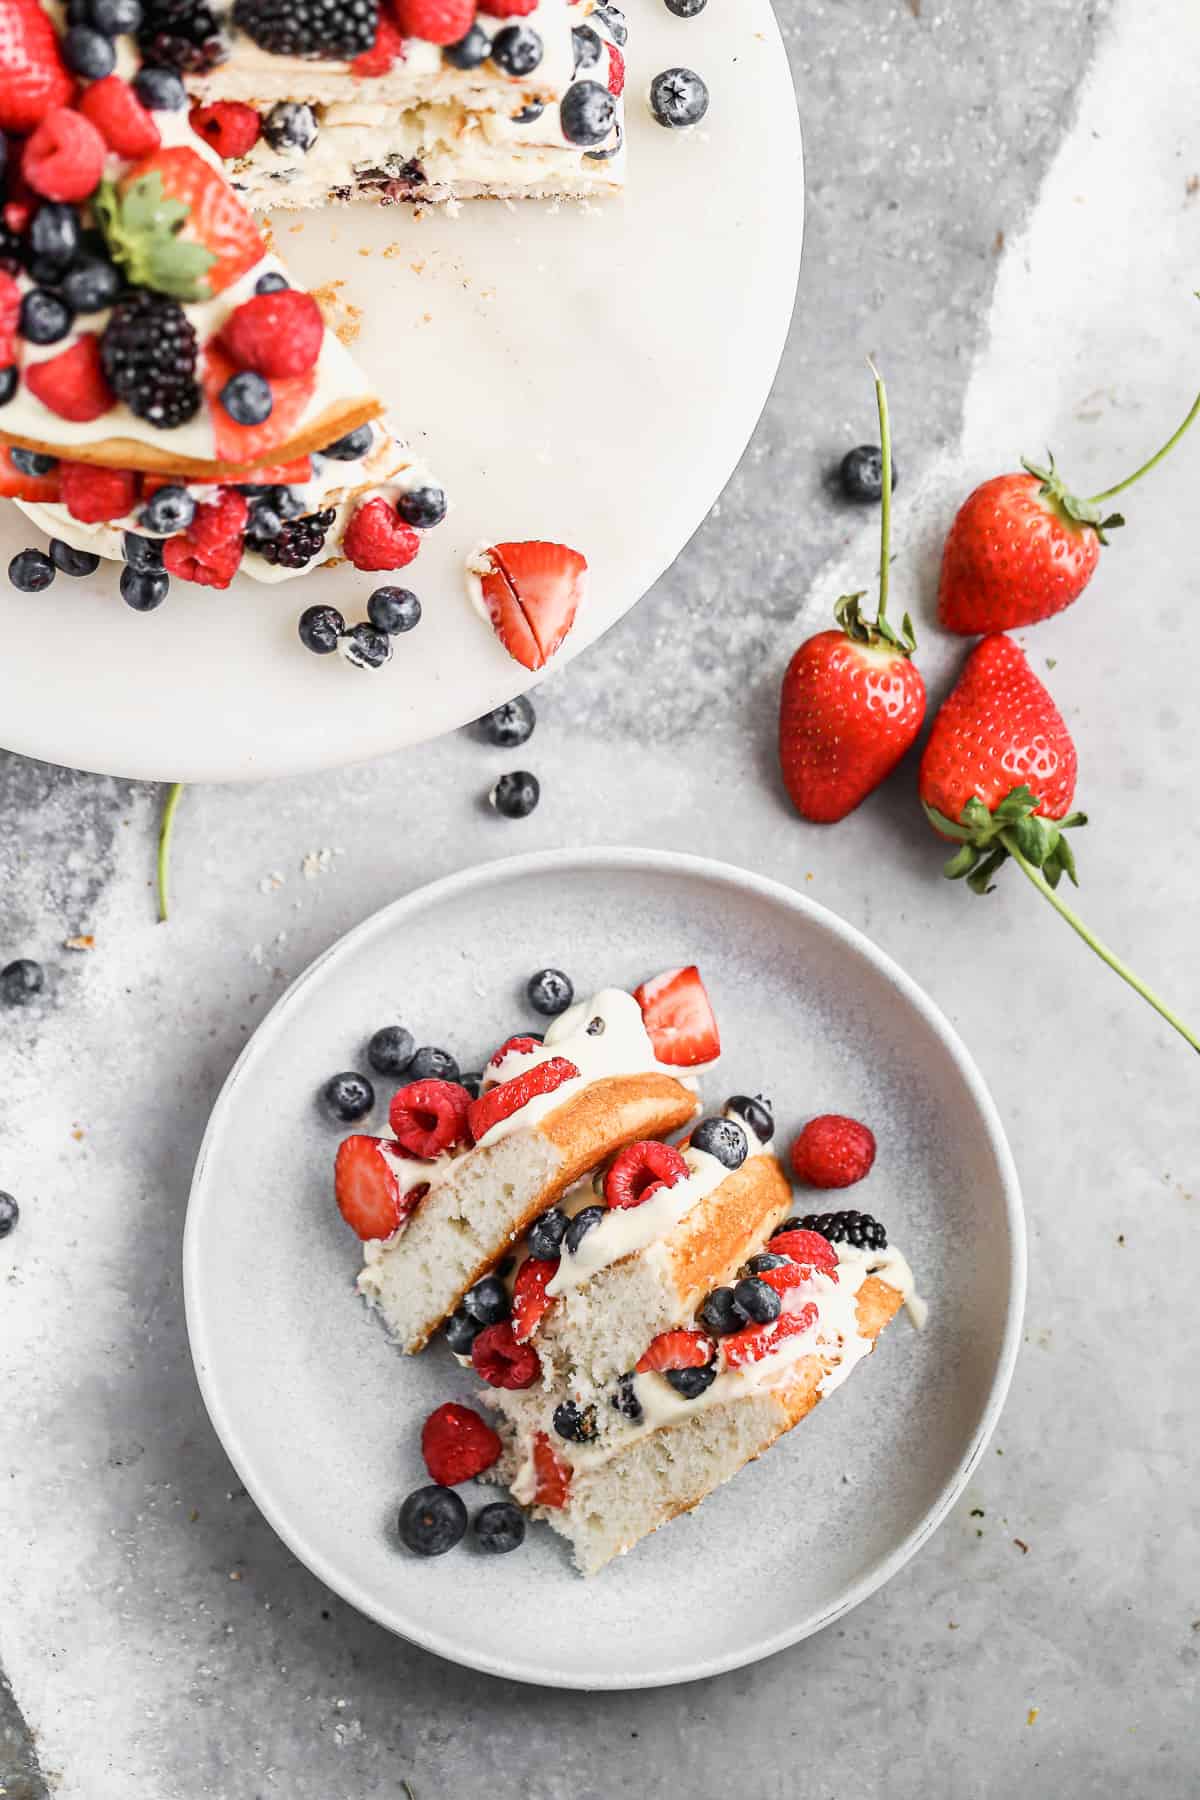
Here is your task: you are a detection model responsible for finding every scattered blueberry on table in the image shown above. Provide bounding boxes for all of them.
[839,443,898,503]
[649,66,709,129]
[0,1192,19,1238]
[478,696,535,748]
[490,770,540,819]
[1,959,44,1006]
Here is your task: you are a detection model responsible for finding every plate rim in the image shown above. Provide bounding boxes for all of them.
[183,845,1027,1690]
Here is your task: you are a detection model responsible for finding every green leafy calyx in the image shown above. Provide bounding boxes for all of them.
[834,590,917,657]
[1021,453,1124,545]
[96,175,214,303]
[926,784,1088,895]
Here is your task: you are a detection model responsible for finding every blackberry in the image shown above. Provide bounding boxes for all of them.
[100,293,200,429]
[137,0,225,71]
[248,507,335,568]
[794,1210,887,1252]
[232,0,376,59]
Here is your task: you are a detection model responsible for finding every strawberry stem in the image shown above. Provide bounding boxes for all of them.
[157,781,184,924]
[867,356,893,624]
[999,830,1200,1054]
[1086,386,1200,504]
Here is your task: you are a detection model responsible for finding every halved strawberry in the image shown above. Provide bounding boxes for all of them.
[721,1301,818,1370]
[511,1256,558,1342]
[0,0,73,134]
[387,1078,472,1158]
[531,1430,571,1508]
[632,966,720,1067]
[636,1328,715,1373]
[476,540,587,672]
[767,1228,839,1273]
[0,445,61,502]
[334,1134,425,1241]
[202,343,317,466]
[115,146,266,298]
[23,334,114,422]
[60,461,138,525]
[466,1056,580,1142]
[604,1140,689,1210]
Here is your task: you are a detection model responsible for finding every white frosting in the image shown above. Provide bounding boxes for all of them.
[544,1143,731,1296]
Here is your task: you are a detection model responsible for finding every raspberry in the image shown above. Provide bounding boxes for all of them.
[790,1115,877,1190]
[60,462,138,525]
[191,487,249,551]
[604,1140,689,1210]
[420,1402,502,1485]
[387,1078,472,1158]
[189,100,261,160]
[0,271,20,364]
[222,289,324,379]
[342,496,421,572]
[80,77,162,159]
[531,1430,571,1508]
[163,489,248,588]
[466,1056,580,1142]
[754,1260,833,1301]
[636,1328,714,1373]
[511,1256,557,1342]
[766,1228,839,1273]
[721,1302,818,1370]
[22,108,106,204]
[351,14,404,74]
[607,43,624,96]
[471,1320,541,1390]
[389,0,476,46]
[23,335,114,422]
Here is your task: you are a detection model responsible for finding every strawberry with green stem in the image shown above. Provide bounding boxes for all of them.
[919,633,1198,1055]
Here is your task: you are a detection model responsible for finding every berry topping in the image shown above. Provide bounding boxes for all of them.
[62,24,116,78]
[139,484,195,534]
[698,1285,744,1337]
[0,1193,18,1238]
[526,968,573,1016]
[478,0,538,12]
[343,496,421,571]
[398,1483,467,1556]
[721,1302,819,1370]
[724,1093,774,1144]
[420,1401,501,1485]
[553,1399,598,1443]
[489,770,539,818]
[9,449,55,478]
[767,1226,841,1270]
[474,1501,525,1554]
[334,1133,420,1239]
[563,1204,604,1256]
[368,586,421,634]
[0,0,74,135]
[610,1371,642,1421]
[593,2,626,42]
[466,1055,579,1142]
[530,1430,571,1507]
[233,0,376,57]
[24,334,114,421]
[664,0,706,13]
[607,42,624,96]
[224,289,324,379]
[0,273,19,365]
[474,540,586,669]
[63,257,122,313]
[840,443,896,503]
[297,602,343,653]
[526,1207,568,1261]
[443,1307,480,1355]
[408,1046,460,1082]
[351,12,403,74]
[571,23,600,67]
[470,1320,541,1389]
[162,488,248,589]
[649,65,709,129]
[636,1328,714,1374]
[100,291,200,428]
[790,1115,876,1189]
[632,965,719,1067]
[388,1076,472,1158]
[101,145,265,299]
[81,76,163,158]
[262,100,318,153]
[29,201,83,275]
[249,508,335,570]
[20,288,73,345]
[604,1139,689,1210]
[690,1116,748,1170]
[137,0,226,72]
[478,695,535,748]
[732,1275,781,1325]
[133,66,188,110]
[367,1024,415,1077]
[92,0,145,34]
[511,1255,557,1341]
[0,446,61,502]
[61,462,138,525]
[22,109,106,204]
[484,1034,542,1077]
[120,565,169,610]
[123,530,164,570]
[8,549,55,593]
[462,1273,510,1324]
[490,22,542,74]
[219,367,273,425]
[321,422,372,460]
[189,99,261,160]
[794,1210,888,1252]
[397,484,446,530]
[49,539,99,577]
[389,0,474,45]
[322,1069,375,1122]
[665,1362,718,1399]
[560,80,615,146]
[344,623,392,673]
[443,21,489,66]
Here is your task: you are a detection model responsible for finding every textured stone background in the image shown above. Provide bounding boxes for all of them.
[4,1,1200,1796]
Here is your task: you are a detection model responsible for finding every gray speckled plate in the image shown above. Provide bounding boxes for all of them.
[183,849,1024,1688]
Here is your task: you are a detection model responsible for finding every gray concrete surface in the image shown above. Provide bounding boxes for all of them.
[5,1,1200,1795]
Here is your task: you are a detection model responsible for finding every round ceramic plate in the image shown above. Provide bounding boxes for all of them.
[0,5,802,783]
[184,848,1024,1689]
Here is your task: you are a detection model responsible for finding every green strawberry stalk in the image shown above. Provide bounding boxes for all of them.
[157,781,184,923]
[1083,382,1200,505]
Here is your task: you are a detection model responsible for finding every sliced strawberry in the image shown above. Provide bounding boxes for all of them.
[0,0,73,134]
[23,335,114,423]
[636,1328,715,1374]
[420,1402,501,1485]
[721,1301,819,1370]
[482,1034,542,1082]
[0,269,21,366]
[633,965,720,1067]
[607,43,625,97]
[119,146,265,296]
[471,1321,541,1390]
[0,445,61,502]
[511,1257,558,1342]
[334,1133,424,1241]
[476,540,587,672]
[60,461,138,525]
[80,76,161,159]
[202,343,317,467]
[604,1139,689,1210]
[387,1078,472,1158]
[467,1056,580,1142]
[767,1228,839,1273]
[531,1430,571,1508]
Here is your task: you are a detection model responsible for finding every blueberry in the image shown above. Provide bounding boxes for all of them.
[560,80,615,147]
[593,2,627,43]
[460,1071,483,1100]
[367,1024,415,1077]
[512,101,544,124]
[564,1205,605,1256]
[10,447,56,477]
[367,586,421,635]
[839,444,897,503]
[490,770,539,819]
[220,370,272,425]
[474,1500,525,1554]
[490,23,542,75]
[19,289,73,345]
[49,538,99,577]
[443,1307,481,1355]
[62,256,121,313]
[724,1093,774,1144]
[0,367,16,406]
[257,483,305,519]
[398,1484,467,1556]
[463,1275,510,1325]
[665,1362,718,1398]
[63,23,116,74]
[339,622,392,671]
[255,270,289,294]
[610,1371,643,1421]
[553,1399,598,1442]
[396,485,446,530]
[571,22,601,67]
[320,424,373,460]
[521,1210,564,1263]
[0,1192,18,1238]
[699,1285,745,1337]
[444,21,489,66]
[526,968,573,1017]
[665,0,706,12]
[743,1252,789,1274]
[478,696,535,749]
[89,0,143,31]
[263,101,318,153]
[139,485,195,535]
[733,1276,781,1325]
[8,549,54,593]
[408,1046,460,1083]
[248,503,282,539]
[120,565,169,611]
[133,66,187,109]
[1,959,44,1005]
[29,203,81,272]
[649,66,709,128]
[690,1115,748,1170]
[321,1070,375,1123]
[122,531,163,571]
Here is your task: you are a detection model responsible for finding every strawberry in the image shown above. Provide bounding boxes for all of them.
[466,1056,580,1141]
[342,496,420,572]
[721,1301,818,1371]
[632,965,719,1067]
[334,1133,424,1240]
[387,1077,472,1158]
[390,0,477,47]
[201,343,317,466]
[420,1402,501,1485]
[511,1256,558,1341]
[921,635,1200,1055]
[636,1328,714,1374]
[222,289,324,378]
[478,0,538,12]
[0,270,19,366]
[607,44,625,97]
[22,109,107,205]
[790,1115,876,1190]
[767,1227,839,1273]
[351,14,405,73]
[60,461,138,525]
[0,0,73,133]
[189,100,261,161]
[102,146,265,300]
[80,77,162,159]
[23,334,114,422]
[0,445,61,502]
[163,488,248,588]
[483,1034,542,1079]
[779,366,926,822]
[476,540,586,671]
[604,1140,689,1210]
[755,1259,832,1301]
[530,1430,571,1508]
[471,1320,541,1389]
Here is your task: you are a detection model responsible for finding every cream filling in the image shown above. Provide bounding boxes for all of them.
[544,1144,733,1297]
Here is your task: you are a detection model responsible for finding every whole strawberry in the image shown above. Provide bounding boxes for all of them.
[920,634,1198,1055]
[0,0,73,133]
[780,365,926,822]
